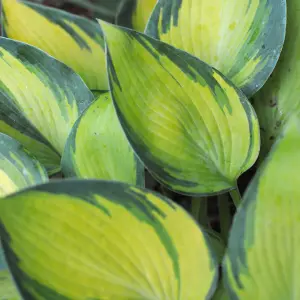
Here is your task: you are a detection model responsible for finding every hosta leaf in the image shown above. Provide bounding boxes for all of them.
[0,37,94,173]
[146,0,286,97]
[223,117,300,299]
[62,92,144,186]
[117,0,157,32]
[0,180,217,299]
[2,0,107,90]
[0,246,20,300]
[252,0,299,158]
[100,22,260,196]
[0,133,48,197]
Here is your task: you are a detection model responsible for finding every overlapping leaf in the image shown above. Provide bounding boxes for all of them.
[223,117,300,299]
[0,180,217,299]
[62,92,144,186]
[117,0,157,32]
[100,22,260,196]
[0,38,94,174]
[146,0,286,97]
[253,0,299,158]
[2,0,108,90]
[0,133,48,197]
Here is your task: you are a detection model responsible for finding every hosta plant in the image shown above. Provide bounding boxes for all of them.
[1,0,298,299]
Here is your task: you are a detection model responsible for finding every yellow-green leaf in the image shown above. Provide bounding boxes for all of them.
[223,117,300,299]
[0,180,217,299]
[2,0,107,90]
[0,246,20,300]
[146,0,286,97]
[62,92,144,186]
[100,22,260,196]
[117,0,157,32]
[0,133,48,197]
[252,0,298,159]
[0,37,94,173]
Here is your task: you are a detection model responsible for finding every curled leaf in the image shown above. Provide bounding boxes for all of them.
[146,0,286,96]
[2,0,107,90]
[100,22,260,196]
[0,180,217,299]
[0,133,48,197]
[62,92,144,186]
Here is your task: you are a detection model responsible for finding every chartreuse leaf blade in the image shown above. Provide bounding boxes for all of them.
[146,0,286,97]
[223,117,300,299]
[100,22,260,196]
[0,180,217,299]
[252,0,299,158]
[2,0,107,90]
[0,38,94,172]
[118,0,157,32]
[0,245,20,300]
[0,133,48,197]
[62,92,144,186]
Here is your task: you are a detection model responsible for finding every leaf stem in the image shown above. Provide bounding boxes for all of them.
[191,197,209,227]
[218,194,231,241]
[230,187,242,207]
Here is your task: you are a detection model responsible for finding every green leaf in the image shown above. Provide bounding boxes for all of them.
[223,117,300,299]
[146,0,286,97]
[0,180,217,299]
[252,0,298,159]
[0,133,48,197]
[99,22,260,196]
[0,245,20,300]
[117,0,157,32]
[2,0,108,90]
[62,92,144,186]
[0,37,94,174]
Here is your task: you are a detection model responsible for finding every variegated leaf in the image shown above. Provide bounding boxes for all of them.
[252,0,299,159]
[0,37,94,174]
[62,92,144,186]
[0,180,218,299]
[2,0,108,90]
[224,117,300,299]
[146,0,286,97]
[99,21,260,196]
